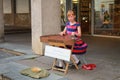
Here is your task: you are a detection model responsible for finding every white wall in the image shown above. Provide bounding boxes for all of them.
[31,0,61,55]
[3,0,30,14]
[0,0,4,42]
[3,0,12,13]
[16,0,29,13]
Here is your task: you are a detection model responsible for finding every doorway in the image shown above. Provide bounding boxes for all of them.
[79,0,91,34]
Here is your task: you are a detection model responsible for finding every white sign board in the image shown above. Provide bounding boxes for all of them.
[44,45,71,61]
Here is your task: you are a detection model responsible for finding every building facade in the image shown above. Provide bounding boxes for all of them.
[2,0,120,37]
[61,0,120,37]
[0,0,120,54]
[3,0,31,32]
[1,0,61,55]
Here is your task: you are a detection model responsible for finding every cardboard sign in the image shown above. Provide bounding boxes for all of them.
[45,45,71,61]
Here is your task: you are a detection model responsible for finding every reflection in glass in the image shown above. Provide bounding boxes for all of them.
[94,0,120,36]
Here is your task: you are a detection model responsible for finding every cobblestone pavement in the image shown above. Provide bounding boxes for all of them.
[0,33,120,80]
[0,50,16,59]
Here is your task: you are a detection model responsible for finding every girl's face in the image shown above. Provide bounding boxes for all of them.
[68,15,76,22]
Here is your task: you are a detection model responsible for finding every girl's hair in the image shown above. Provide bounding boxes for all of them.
[67,10,75,17]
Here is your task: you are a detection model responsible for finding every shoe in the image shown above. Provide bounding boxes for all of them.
[77,61,81,65]
[54,65,63,69]
[82,64,96,70]
[70,61,81,67]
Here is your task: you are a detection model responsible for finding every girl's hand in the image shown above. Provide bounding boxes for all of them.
[71,32,76,36]
[59,32,65,36]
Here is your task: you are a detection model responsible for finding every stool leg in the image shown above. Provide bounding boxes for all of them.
[64,63,69,74]
[71,56,79,70]
[52,58,57,70]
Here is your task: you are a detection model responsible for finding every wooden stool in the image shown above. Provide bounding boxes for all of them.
[49,42,79,74]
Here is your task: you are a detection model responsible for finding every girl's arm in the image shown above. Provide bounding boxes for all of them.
[63,27,67,34]
[77,26,82,36]
[59,27,67,36]
[71,26,81,37]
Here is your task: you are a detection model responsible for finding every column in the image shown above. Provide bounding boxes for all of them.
[0,0,4,42]
[31,0,61,55]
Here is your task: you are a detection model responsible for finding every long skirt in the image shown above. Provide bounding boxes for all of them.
[72,39,88,55]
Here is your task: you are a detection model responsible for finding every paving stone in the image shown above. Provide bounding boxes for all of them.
[0,33,120,80]
[0,43,33,55]
[0,62,64,80]
[58,77,71,80]
[0,50,16,59]
[0,55,38,64]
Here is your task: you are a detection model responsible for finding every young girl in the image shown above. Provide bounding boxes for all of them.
[57,10,88,68]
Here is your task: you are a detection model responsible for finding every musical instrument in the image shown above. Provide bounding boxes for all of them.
[40,34,75,45]
[40,34,79,74]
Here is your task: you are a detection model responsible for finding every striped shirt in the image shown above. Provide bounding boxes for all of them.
[65,22,80,35]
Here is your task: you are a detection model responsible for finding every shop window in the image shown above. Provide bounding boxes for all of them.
[94,0,120,36]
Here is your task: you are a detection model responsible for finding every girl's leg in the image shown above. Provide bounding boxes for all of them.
[72,54,80,64]
[55,60,63,69]
[77,54,87,64]
[58,60,63,67]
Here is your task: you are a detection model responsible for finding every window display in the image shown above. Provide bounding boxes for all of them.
[94,0,120,36]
